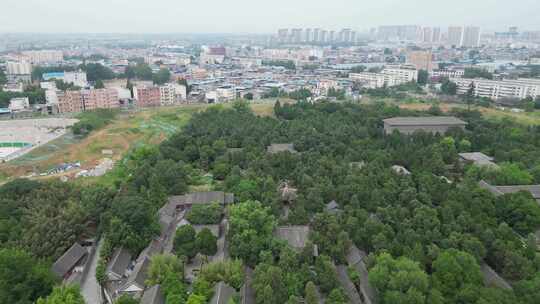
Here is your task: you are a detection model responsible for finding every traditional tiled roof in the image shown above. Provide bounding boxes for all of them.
[274,226,310,250]
[141,285,165,304]
[51,243,87,278]
[210,281,236,304]
[383,116,467,126]
[107,247,132,279]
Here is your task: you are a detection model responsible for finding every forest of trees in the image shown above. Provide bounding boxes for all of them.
[2,100,540,303]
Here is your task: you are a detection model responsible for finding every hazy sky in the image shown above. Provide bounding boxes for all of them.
[2,0,539,33]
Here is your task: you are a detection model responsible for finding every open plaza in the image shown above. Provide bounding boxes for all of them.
[0,118,78,162]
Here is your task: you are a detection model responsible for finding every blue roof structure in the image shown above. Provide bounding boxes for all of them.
[43,72,65,80]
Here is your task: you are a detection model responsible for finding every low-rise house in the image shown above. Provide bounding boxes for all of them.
[267,143,297,154]
[479,180,540,204]
[274,226,310,251]
[383,116,467,135]
[118,257,151,297]
[52,243,88,280]
[347,246,377,304]
[240,267,256,304]
[107,248,132,281]
[326,200,342,214]
[459,152,499,168]
[210,281,236,304]
[336,264,362,304]
[140,284,165,304]
[481,263,512,290]
[193,224,221,238]
[166,191,235,213]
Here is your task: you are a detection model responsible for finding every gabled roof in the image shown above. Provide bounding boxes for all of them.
[459,152,498,168]
[274,226,310,250]
[336,264,362,304]
[52,243,87,278]
[107,247,132,278]
[495,185,540,200]
[326,200,340,212]
[346,246,377,304]
[123,257,150,290]
[210,281,236,304]
[137,239,163,262]
[167,192,235,207]
[383,116,467,126]
[159,212,175,235]
[267,143,297,154]
[241,267,256,304]
[481,263,512,290]
[141,285,165,304]
[193,224,220,237]
[479,180,540,202]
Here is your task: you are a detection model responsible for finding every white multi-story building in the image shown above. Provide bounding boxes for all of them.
[382,66,418,83]
[447,26,464,47]
[45,90,60,104]
[451,78,540,100]
[159,83,187,105]
[430,69,465,78]
[350,73,386,89]
[350,67,418,89]
[9,97,30,111]
[20,50,63,64]
[7,61,32,75]
[64,71,88,87]
[462,26,481,48]
[206,85,236,103]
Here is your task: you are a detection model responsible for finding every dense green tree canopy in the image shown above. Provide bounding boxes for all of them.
[0,248,57,304]
[36,285,84,304]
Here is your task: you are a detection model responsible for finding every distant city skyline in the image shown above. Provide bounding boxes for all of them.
[1,0,539,34]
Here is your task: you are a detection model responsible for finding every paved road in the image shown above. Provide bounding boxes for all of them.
[81,239,103,304]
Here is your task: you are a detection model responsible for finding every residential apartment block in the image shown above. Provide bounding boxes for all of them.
[430,69,465,79]
[159,83,187,105]
[350,66,418,89]
[58,91,84,113]
[134,86,161,107]
[451,78,540,100]
[407,51,433,71]
[58,89,119,113]
[6,61,32,75]
[20,50,63,64]
[82,89,120,111]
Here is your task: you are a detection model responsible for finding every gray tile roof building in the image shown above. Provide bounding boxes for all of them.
[383,116,467,135]
[121,257,150,293]
[141,285,165,304]
[193,224,221,238]
[336,264,362,304]
[459,152,499,168]
[52,243,88,278]
[274,226,310,250]
[107,247,132,281]
[166,191,235,212]
[210,281,236,304]
[481,263,512,290]
[267,143,297,154]
[479,180,540,203]
[347,246,377,304]
[241,267,256,304]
